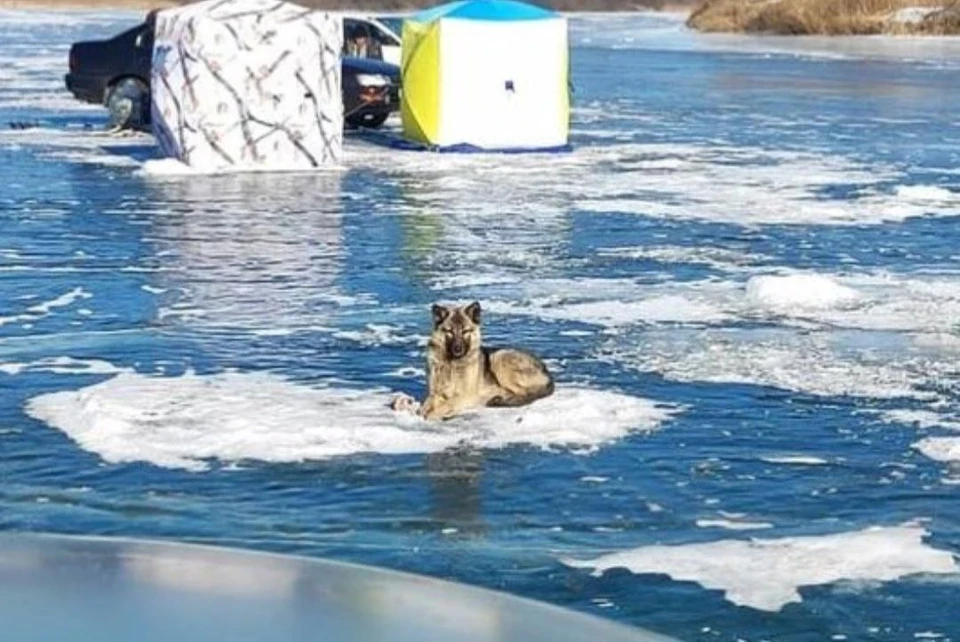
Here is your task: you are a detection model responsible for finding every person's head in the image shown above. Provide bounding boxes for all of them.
[350,26,368,44]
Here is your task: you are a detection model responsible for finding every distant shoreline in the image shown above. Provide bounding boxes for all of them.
[687,0,960,35]
[0,0,698,12]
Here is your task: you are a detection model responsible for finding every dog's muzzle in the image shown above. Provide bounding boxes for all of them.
[448,339,467,359]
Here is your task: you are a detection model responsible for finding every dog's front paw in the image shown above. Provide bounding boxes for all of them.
[390,394,419,414]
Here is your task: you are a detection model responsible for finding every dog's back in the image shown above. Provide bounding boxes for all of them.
[483,347,554,408]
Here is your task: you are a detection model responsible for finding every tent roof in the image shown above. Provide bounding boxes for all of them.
[410,0,558,23]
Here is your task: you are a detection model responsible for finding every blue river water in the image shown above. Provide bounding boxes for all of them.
[2,9,960,642]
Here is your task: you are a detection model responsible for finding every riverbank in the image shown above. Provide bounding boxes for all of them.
[687,0,960,35]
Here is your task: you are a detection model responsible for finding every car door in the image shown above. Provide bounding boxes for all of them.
[370,22,401,66]
[133,23,154,80]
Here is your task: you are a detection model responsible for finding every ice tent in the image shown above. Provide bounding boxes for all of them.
[400,0,570,152]
[151,0,343,171]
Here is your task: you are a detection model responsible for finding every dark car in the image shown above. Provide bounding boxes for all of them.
[65,12,401,131]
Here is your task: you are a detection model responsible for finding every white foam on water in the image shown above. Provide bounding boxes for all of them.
[475,269,960,338]
[745,274,862,311]
[429,273,523,290]
[344,136,958,227]
[580,476,610,484]
[39,147,144,168]
[760,455,830,466]
[610,328,930,401]
[139,158,347,177]
[912,332,960,352]
[562,524,959,612]
[913,437,960,463]
[138,159,211,176]
[804,273,960,334]
[487,295,732,328]
[0,357,129,376]
[880,409,960,432]
[567,147,957,226]
[696,519,774,531]
[481,276,740,328]
[24,371,678,471]
[0,287,92,327]
[332,325,423,347]
[895,185,958,202]
[598,245,771,272]
[586,267,960,405]
[26,287,91,314]
[386,366,425,379]
[1,128,155,172]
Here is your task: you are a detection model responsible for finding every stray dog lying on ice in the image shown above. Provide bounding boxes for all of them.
[391,301,554,421]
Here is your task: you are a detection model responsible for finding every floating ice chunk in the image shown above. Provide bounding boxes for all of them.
[760,455,829,466]
[695,519,774,531]
[25,372,677,471]
[914,437,960,463]
[746,274,861,311]
[580,476,610,484]
[139,158,346,176]
[598,245,770,272]
[0,357,129,377]
[881,410,960,432]
[486,294,732,328]
[614,328,924,400]
[562,524,958,612]
[139,159,201,176]
[895,185,957,202]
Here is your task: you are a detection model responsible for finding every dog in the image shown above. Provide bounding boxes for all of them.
[391,301,554,421]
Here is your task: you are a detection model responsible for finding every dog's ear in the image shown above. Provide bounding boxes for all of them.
[432,304,450,328]
[465,301,482,325]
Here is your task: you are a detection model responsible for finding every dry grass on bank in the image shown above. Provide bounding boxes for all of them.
[687,0,960,35]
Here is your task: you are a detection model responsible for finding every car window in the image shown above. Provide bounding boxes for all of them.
[112,25,144,42]
[370,25,398,46]
[376,17,403,38]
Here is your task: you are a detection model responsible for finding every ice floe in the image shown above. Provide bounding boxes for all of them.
[913,438,960,464]
[695,518,774,531]
[562,524,958,612]
[745,274,862,312]
[24,371,678,471]
[0,357,129,376]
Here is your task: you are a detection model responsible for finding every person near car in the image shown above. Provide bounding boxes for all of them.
[345,25,382,60]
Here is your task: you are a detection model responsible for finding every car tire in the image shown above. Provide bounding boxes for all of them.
[105,77,149,131]
[346,112,389,130]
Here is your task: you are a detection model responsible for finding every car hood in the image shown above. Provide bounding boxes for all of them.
[342,56,400,81]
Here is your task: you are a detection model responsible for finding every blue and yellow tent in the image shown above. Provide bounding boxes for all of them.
[400,0,569,152]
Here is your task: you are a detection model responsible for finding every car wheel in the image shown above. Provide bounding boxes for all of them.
[106,77,149,131]
[346,112,389,130]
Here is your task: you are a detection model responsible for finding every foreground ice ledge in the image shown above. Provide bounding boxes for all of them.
[562,523,959,612]
[0,533,680,642]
